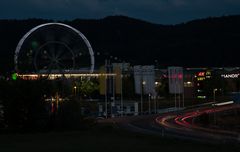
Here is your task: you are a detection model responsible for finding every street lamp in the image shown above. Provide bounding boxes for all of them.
[74,86,77,96]
[213,88,218,124]
[148,93,151,114]
[213,88,218,102]
[141,80,146,114]
[155,81,159,114]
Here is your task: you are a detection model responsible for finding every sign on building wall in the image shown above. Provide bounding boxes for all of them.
[168,67,184,94]
[221,73,240,79]
[134,65,156,95]
[142,66,155,95]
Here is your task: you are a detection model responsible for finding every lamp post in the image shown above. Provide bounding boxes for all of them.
[105,59,108,119]
[120,62,124,117]
[141,80,146,114]
[140,67,143,115]
[213,88,218,102]
[74,86,77,96]
[155,81,159,114]
[140,80,143,115]
[213,88,218,125]
[148,93,151,114]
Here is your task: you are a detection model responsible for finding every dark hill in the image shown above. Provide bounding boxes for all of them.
[1,15,240,73]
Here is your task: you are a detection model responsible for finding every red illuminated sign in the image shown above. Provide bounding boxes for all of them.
[197,72,205,77]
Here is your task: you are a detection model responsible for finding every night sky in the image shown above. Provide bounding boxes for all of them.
[1,0,240,24]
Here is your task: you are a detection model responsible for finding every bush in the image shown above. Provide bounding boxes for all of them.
[0,79,96,131]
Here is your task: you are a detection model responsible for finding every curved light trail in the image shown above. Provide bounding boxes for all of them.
[156,104,240,142]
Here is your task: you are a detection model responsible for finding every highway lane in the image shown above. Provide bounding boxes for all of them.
[99,103,240,144]
[155,104,240,143]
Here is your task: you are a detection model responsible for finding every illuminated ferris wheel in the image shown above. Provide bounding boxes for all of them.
[14,23,94,76]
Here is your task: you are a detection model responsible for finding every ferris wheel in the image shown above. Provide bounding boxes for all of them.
[14,23,94,75]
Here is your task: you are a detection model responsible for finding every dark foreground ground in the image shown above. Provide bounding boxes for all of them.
[0,124,239,152]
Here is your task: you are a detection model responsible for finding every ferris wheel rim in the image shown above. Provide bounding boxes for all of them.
[14,22,94,74]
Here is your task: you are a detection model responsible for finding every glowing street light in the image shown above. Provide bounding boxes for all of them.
[74,86,77,96]
[140,80,146,114]
[213,88,218,102]
[148,93,151,114]
[213,88,218,125]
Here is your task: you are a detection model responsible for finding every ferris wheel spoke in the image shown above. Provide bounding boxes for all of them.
[58,61,74,68]
[55,48,65,59]
[57,65,64,72]
[44,50,53,59]
[43,61,54,74]
[56,49,72,59]
[48,60,55,69]
[58,54,75,61]
[36,58,50,68]
[41,55,55,65]
[55,63,65,75]
[55,60,67,69]
[48,45,57,59]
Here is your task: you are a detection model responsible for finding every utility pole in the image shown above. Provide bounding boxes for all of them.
[148,93,151,114]
[112,69,115,118]
[105,59,108,118]
[140,68,143,114]
[154,95,157,114]
[120,62,123,117]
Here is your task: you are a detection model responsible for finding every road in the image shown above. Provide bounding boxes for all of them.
[156,104,240,143]
[99,103,240,144]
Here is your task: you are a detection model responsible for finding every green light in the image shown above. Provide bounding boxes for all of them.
[31,41,38,49]
[12,73,17,81]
